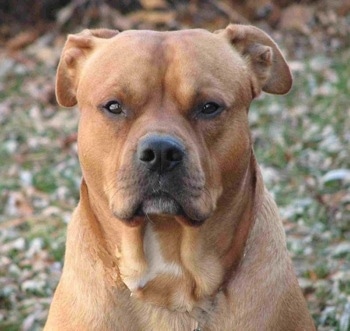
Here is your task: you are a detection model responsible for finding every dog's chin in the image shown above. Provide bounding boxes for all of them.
[114,194,206,227]
[136,195,183,217]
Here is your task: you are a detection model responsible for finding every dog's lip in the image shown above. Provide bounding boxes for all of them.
[135,192,183,216]
[113,192,208,226]
[132,192,205,226]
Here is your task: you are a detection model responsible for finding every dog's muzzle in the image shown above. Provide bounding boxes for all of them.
[135,135,186,217]
[112,133,211,226]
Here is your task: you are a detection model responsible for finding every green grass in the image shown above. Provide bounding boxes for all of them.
[0,46,349,330]
[0,60,80,328]
[250,51,350,328]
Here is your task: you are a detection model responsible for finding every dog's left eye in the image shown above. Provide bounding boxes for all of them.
[197,102,223,118]
[103,101,123,115]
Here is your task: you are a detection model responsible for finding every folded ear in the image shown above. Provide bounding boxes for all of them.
[56,29,119,107]
[218,24,292,96]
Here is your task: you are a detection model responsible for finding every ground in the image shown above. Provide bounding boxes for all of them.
[0,1,349,330]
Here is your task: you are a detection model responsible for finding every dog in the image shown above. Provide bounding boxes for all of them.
[44,24,315,330]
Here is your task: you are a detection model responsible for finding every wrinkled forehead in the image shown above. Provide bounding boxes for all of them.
[78,29,249,104]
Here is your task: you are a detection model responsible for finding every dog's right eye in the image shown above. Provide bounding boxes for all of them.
[201,102,221,115]
[103,101,123,115]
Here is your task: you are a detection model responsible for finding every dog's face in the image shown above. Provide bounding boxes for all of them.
[56,26,291,228]
[76,30,255,227]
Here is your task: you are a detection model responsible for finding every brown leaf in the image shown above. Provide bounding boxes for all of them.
[128,10,176,26]
[140,0,167,10]
[279,4,314,34]
[6,30,40,52]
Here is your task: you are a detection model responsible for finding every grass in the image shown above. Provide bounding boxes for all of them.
[250,51,350,329]
[0,58,80,329]
[0,44,349,330]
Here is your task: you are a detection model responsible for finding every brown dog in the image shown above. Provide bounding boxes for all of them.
[45,24,315,330]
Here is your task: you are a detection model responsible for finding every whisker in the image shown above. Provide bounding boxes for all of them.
[145,212,155,225]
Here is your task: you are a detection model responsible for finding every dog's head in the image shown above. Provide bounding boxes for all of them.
[56,25,291,227]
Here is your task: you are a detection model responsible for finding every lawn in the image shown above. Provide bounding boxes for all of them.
[0,25,349,331]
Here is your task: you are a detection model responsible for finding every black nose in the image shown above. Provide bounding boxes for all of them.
[137,135,185,173]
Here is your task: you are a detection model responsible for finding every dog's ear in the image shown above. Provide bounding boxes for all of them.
[218,24,292,96]
[56,29,119,107]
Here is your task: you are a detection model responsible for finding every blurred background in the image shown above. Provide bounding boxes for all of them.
[0,0,349,330]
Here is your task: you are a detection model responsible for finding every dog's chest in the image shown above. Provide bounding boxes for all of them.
[119,223,183,292]
[129,224,183,292]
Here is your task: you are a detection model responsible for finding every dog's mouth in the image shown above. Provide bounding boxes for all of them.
[135,192,183,217]
[121,192,205,227]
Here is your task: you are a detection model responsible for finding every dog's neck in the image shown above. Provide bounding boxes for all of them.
[79,152,262,314]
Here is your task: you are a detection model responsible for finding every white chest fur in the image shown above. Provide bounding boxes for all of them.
[118,223,183,293]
